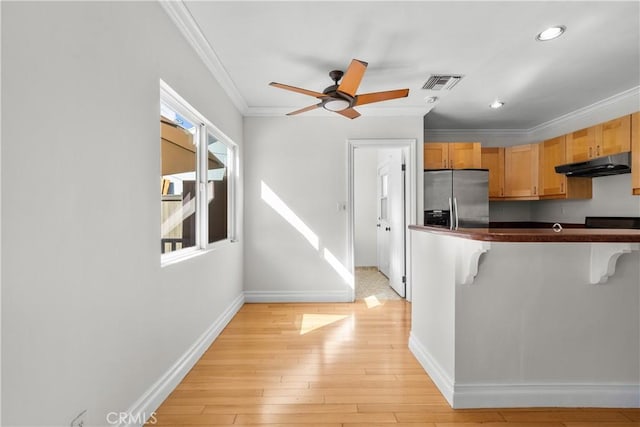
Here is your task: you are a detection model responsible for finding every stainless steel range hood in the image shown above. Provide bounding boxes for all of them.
[555,152,631,177]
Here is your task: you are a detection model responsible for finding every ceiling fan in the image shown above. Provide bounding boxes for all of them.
[269,59,410,119]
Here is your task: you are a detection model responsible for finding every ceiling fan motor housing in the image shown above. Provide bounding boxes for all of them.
[323,70,354,111]
[329,69,344,83]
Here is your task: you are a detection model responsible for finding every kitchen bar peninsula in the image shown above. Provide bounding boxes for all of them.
[408,225,640,409]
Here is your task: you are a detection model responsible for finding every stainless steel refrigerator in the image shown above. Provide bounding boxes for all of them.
[423,169,489,229]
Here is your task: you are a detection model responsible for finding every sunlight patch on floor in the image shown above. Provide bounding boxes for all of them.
[299,313,349,335]
[364,295,383,308]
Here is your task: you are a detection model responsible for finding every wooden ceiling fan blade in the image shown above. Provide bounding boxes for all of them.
[337,59,368,97]
[269,82,327,99]
[336,108,361,119]
[286,103,322,116]
[354,89,409,106]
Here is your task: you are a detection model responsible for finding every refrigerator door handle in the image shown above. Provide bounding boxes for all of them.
[448,197,454,230]
[453,197,459,230]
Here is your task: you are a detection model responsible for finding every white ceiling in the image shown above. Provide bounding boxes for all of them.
[179,1,640,130]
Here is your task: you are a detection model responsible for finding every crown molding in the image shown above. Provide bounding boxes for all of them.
[246,105,431,118]
[426,86,640,143]
[425,128,531,145]
[159,0,248,114]
[528,85,639,135]
[425,128,526,137]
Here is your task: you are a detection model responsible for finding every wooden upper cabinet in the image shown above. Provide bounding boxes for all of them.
[566,116,631,163]
[632,112,640,195]
[424,143,449,169]
[539,136,592,199]
[600,115,631,156]
[566,126,598,163]
[424,142,481,169]
[539,136,566,196]
[504,144,539,198]
[449,142,481,169]
[481,147,505,198]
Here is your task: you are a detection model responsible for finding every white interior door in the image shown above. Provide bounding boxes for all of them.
[387,150,405,297]
[376,164,390,278]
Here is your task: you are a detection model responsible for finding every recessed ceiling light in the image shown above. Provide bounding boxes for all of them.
[489,100,505,109]
[536,25,566,41]
[425,96,438,104]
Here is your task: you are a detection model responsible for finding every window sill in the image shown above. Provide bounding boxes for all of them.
[160,239,237,268]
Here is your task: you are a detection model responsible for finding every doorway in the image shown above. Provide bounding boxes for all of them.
[348,139,417,303]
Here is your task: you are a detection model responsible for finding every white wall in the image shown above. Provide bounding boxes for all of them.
[2,2,243,425]
[456,243,640,387]
[409,232,456,399]
[487,175,640,224]
[354,149,378,267]
[243,116,422,301]
[410,230,640,408]
[532,174,640,223]
[489,201,532,222]
[0,1,3,421]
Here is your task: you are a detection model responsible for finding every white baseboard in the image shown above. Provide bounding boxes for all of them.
[408,332,454,406]
[453,383,640,408]
[408,332,640,409]
[121,293,245,427]
[244,290,352,303]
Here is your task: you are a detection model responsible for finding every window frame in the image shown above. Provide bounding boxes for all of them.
[160,80,237,265]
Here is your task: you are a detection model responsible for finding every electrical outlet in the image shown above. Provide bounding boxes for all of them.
[70,409,86,427]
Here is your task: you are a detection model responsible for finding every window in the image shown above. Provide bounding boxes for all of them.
[160,81,236,262]
[380,173,388,220]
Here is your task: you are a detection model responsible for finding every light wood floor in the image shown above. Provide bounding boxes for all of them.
[150,300,639,426]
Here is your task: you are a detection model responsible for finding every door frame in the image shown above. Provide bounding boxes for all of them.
[347,138,417,302]
[376,162,391,279]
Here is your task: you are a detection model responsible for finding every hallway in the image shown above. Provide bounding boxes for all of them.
[354,267,402,301]
[151,301,638,425]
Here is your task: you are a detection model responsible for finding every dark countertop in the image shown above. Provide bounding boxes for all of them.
[409,225,640,242]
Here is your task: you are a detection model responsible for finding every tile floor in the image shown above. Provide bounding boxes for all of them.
[354,267,402,301]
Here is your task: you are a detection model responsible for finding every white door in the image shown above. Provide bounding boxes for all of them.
[386,150,406,297]
[376,164,390,278]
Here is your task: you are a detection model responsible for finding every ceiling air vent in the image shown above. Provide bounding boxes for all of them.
[422,74,463,91]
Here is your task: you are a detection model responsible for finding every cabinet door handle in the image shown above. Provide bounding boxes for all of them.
[589,146,593,158]
[533,186,537,195]
[453,197,459,230]
[561,182,564,193]
[385,226,391,231]
[443,160,447,168]
[596,145,600,156]
[501,188,504,196]
[450,160,453,168]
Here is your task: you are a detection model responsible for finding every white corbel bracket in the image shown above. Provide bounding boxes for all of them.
[456,240,491,285]
[590,243,640,284]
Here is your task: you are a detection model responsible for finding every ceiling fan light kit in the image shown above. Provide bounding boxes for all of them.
[269,59,410,119]
[323,98,351,112]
